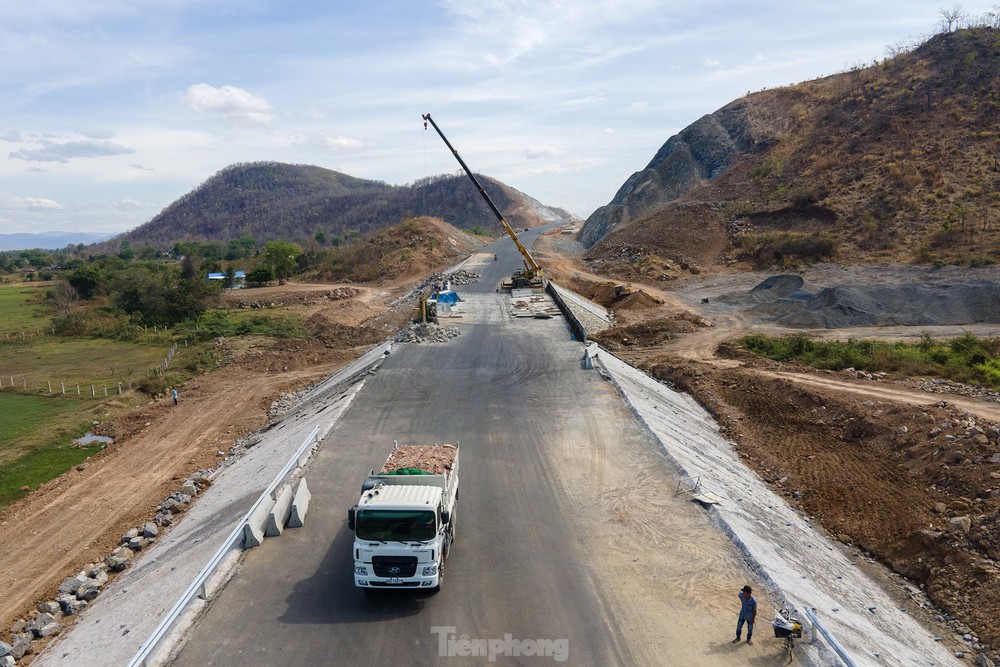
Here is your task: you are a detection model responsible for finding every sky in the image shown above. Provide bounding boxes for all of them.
[0,1,994,237]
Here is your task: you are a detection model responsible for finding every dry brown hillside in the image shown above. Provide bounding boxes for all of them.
[306,216,488,284]
[585,27,1000,280]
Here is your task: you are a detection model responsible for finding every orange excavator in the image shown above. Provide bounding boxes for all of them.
[422,113,544,291]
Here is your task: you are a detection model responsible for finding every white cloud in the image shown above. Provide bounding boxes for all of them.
[524,145,564,159]
[316,133,363,152]
[626,101,648,112]
[526,158,600,175]
[0,195,63,210]
[8,139,135,163]
[182,84,275,128]
[705,58,720,67]
[114,199,143,209]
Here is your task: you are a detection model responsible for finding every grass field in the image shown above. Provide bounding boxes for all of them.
[0,337,175,390]
[0,283,52,336]
[0,283,214,509]
[0,393,106,508]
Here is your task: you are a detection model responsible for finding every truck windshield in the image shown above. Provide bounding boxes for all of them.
[356,509,436,541]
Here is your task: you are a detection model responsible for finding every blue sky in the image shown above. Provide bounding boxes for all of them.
[0,1,992,236]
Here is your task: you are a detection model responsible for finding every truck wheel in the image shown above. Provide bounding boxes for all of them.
[434,564,443,593]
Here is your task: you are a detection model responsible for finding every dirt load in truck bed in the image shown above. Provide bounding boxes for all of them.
[380,444,458,475]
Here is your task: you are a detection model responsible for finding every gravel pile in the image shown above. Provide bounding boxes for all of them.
[739,275,1000,329]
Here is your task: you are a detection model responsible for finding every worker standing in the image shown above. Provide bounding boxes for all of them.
[172,388,178,406]
[733,585,757,646]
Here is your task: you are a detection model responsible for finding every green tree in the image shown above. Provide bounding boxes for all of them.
[263,241,301,284]
[68,266,101,299]
[246,265,274,286]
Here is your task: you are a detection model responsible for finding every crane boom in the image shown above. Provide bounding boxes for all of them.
[422,113,543,285]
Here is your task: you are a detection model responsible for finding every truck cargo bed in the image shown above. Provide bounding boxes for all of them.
[380,443,458,477]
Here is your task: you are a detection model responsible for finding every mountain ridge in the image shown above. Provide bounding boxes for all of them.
[581,27,1000,275]
[96,162,579,253]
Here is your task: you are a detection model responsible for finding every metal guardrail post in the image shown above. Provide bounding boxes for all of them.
[804,607,857,667]
[127,425,321,667]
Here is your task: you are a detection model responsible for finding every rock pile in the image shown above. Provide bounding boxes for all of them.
[0,471,215,665]
[431,269,480,287]
[268,385,318,421]
[393,323,461,344]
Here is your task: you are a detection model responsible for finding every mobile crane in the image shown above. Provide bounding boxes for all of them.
[422,113,544,290]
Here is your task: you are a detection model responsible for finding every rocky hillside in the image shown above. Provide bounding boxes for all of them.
[100,162,578,252]
[581,27,1000,277]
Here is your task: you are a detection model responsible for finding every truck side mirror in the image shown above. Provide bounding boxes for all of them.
[348,506,357,530]
[440,510,451,524]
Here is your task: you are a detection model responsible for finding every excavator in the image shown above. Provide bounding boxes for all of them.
[422,113,545,291]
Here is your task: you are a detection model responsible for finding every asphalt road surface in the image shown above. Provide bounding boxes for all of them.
[168,239,650,666]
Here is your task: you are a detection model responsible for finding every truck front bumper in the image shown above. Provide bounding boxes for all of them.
[355,563,439,588]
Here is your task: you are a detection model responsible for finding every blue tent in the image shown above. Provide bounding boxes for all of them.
[433,290,462,305]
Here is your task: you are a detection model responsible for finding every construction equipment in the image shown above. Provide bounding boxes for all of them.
[422,113,544,291]
[410,292,438,324]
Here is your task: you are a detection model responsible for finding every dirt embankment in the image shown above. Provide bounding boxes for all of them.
[537,231,1000,655]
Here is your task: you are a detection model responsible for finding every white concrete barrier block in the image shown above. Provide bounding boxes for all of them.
[265,484,294,537]
[288,479,311,528]
[243,494,276,548]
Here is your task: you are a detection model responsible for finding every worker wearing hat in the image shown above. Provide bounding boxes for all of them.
[733,584,758,646]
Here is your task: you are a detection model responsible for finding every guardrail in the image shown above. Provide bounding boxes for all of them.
[804,607,857,667]
[127,424,322,667]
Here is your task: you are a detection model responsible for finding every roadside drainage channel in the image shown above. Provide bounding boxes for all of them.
[591,347,960,667]
[32,341,392,667]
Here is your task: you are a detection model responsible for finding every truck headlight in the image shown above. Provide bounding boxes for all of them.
[355,565,368,576]
[422,565,438,576]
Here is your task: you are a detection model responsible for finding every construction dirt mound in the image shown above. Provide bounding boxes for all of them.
[591,314,709,350]
[610,290,664,311]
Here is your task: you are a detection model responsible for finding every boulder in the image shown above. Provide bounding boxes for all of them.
[27,612,56,637]
[105,547,132,572]
[128,536,148,551]
[121,527,139,543]
[10,634,31,660]
[36,600,60,615]
[77,579,102,601]
[949,516,972,534]
[10,619,26,634]
[36,621,62,638]
[142,521,159,538]
[0,655,14,667]
[0,643,10,658]
[61,597,87,615]
[179,481,198,497]
[57,575,85,596]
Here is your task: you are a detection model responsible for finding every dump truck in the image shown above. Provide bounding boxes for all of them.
[348,442,459,591]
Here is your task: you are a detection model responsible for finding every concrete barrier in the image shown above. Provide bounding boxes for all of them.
[583,343,600,370]
[243,494,277,548]
[288,479,311,528]
[546,281,586,343]
[265,484,294,537]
